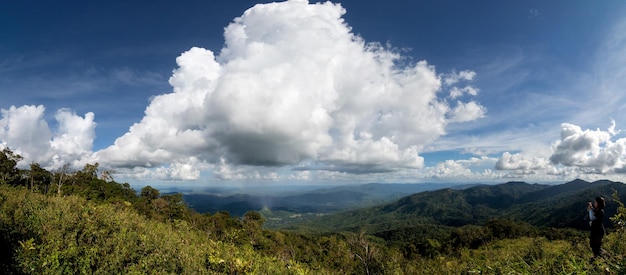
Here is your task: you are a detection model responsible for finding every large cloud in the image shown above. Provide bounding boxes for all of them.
[94,0,484,179]
[0,105,96,169]
[495,121,626,177]
[550,121,626,173]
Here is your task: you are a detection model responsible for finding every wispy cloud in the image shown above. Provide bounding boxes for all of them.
[528,8,540,19]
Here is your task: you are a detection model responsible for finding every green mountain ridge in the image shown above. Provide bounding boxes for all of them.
[289,179,626,234]
[182,182,461,217]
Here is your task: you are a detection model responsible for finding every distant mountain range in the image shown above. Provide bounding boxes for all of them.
[182,182,463,217]
[294,179,626,233]
[180,179,626,233]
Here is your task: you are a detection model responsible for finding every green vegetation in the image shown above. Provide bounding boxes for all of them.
[296,180,626,234]
[0,148,625,274]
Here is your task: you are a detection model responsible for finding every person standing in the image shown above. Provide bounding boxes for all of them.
[588,196,606,259]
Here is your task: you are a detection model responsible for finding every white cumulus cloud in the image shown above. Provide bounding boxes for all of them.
[550,121,626,173]
[449,101,486,123]
[92,0,484,179]
[0,105,96,170]
[495,152,549,171]
[494,121,626,177]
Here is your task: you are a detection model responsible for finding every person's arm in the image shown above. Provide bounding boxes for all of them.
[589,208,596,221]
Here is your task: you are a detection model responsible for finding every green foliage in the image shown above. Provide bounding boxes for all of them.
[296,180,626,237]
[0,148,22,185]
[1,183,624,274]
[451,224,491,249]
[26,162,52,193]
[0,185,311,274]
[345,231,384,275]
[611,190,626,229]
[140,185,160,200]
[486,218,537,239]
[134,186,191,222]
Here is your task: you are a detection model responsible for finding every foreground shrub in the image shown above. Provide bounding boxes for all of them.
[0,185,309,274]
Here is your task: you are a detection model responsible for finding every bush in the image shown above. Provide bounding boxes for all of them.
[0,185,310,274]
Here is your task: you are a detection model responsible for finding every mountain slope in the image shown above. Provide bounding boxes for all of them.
[507,180,626,228]
[183,182,460,216]
[293,179,626,233]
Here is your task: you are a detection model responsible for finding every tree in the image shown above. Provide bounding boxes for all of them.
[243,211,266,245]
[54,164,71,195]
[135,186,166,220]
[140,186,160,200]
[243,211,265,226]
[611,190,626,229]
[161,193,188,221]
[452,225,491,249]
[28,162,51,192]
[209,211,240,240]
[0,148,22,184]
[77,163,99,182]
[151,198,170,220]
[99,169,114,182]
[347,231,381,275]
[486,219,536,240]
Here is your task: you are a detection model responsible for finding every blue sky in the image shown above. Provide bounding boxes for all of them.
[2,0,626,185]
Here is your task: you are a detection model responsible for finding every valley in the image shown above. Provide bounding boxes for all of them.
[180,179,626,233]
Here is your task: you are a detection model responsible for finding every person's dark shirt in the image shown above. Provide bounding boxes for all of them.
[590,208,605,237]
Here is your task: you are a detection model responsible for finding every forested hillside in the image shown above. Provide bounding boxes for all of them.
[294,180,626,233]
[183,182,458,217]
[1,148,626,274]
